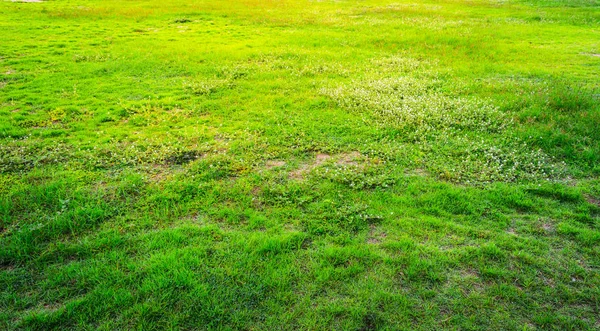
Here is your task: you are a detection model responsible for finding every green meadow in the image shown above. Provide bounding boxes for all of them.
[1,0,599,329]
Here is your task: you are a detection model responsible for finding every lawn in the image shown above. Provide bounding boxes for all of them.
[1,0,599,329]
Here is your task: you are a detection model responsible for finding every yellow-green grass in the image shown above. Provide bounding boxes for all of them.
[1,0,599,329]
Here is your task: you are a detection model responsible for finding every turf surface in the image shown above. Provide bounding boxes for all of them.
[1,0,599,329]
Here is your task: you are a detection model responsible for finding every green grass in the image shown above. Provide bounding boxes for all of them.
[1,0,599,329]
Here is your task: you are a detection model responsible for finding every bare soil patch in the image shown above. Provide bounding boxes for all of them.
[585,195,600,207]
[289,153,332,179]
[288,152,372,180]
[367,224,387,244]
[336,151,361,166]
[265,160,286,169]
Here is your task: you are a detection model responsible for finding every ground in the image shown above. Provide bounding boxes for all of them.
[0,0,599,329]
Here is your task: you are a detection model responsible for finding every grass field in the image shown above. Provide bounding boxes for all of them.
[1,0,599,329]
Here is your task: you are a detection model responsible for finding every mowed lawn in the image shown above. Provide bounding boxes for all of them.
[1,0,599,329]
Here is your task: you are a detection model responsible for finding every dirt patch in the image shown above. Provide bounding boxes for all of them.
[542,275,555,288]
[289,168,305,180]
[214,133,231,142]
[367,224,386,244]
[315,153,331,163]
[0,264,15,272]
[251,186,262,208]
[265,160,286,169]
[42,303,63,312]
[180,213,206,226]
[585,195,600,207]
[301,237,313,249]
[458,269,479,280]
[284,223,301,232]
[148,165,173,183]
[289,152,370,180]
[289,153,331,179]
[542,223,555,233]
[165,150,202,165]
[336,151,361,166]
